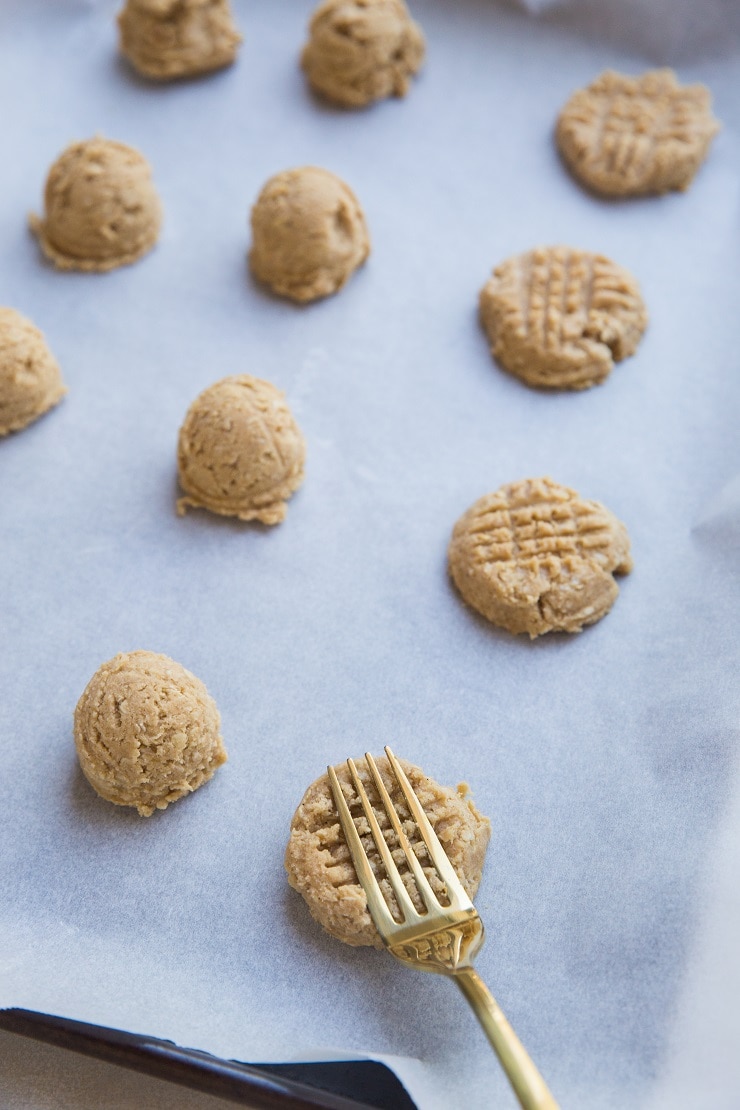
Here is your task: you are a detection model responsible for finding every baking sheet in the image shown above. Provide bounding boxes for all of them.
[1,1,739,1107]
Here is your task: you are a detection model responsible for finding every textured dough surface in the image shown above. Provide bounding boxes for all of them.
[557,68,720,197]
[479,245,647,391]
[449,477,633,638]
[177,374,306,524]
[30,137,162,272]
[0,308,67,436]
[118,0,242,80]
[249,166,370,303]
[301,0,425,108]
[285,757,491,948]
[74,651,227,817]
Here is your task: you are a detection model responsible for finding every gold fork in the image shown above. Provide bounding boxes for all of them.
[328,747,559,1110]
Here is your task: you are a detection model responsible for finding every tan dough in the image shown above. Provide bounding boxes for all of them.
[301,0,425,109]
[249,166,370,303]
[30,137,162,273]
[177,374,306,524]
[74,651,227,817]
[449,477,633,638]
[285,756,491,948]
[479,246,648,391]
[557,69,720,198]
[0,308,67,436]
[118,0,242,81]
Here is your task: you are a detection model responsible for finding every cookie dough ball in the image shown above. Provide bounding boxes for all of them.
[449,477,633,638]
[249,167,370,303]
[74,651,227,817]
[479,246,648,391]
[0,309,66,436]
[285,756,490,948]
[177,375,305,524]
[301,0,425,109]
[557,69,720,198]
[30,137,162,272]
[118,0,242,81]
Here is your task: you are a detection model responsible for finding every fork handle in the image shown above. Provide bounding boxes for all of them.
[455,969,559,1110]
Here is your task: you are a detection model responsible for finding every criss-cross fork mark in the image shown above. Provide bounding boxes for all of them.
[465,482,616,575]
[516,249,596,353]
[565,74,718,191]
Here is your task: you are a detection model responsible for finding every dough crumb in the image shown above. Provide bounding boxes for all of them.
[285,756,490,948]
[74,651,227,817]
[479,245,647,391]
[0,308,66,436]
[177,374,306,524]
[30,137,162,273]
[557,68,720,197]
[118,0,242,81]
[301,0,425,109]
[449,477,633,638]
[249,166,370,303]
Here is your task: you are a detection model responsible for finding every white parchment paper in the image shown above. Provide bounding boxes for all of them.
[1,2,739,1107]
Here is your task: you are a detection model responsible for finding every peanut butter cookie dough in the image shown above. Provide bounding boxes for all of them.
[249,167,370,303]
[177,375,305,524]
[301,0,425,109]
[557,69,720,198]
[0,308,66,436]
[74,651,227,817]
[118,0,242,81]
[479,246,647,391]
[30,137,162,272]
[449,478,632,638]
[285,756,490,948]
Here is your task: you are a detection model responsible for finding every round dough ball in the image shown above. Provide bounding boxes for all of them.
[177,374,306,524]
[249,166,370,303]
[556,69,720,198]
[449,477,633,638]
[0,308,66,436]
[118,0,242,81]
[30,137,162,272]
[74,651,227,817]
[479,245,647,391]
[285,756,490,948]
[301,0,425,109]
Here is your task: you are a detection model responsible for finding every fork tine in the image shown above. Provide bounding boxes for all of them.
[364,752,441,915]
[345,758,422,926]
[327,764,398,936]
[384,746,474,911]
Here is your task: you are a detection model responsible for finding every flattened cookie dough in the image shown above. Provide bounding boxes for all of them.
[30,137,162,272]
[479,246,647,391]
[177,374,305,524]
[557,69,720,197]
[0,308,66,436]
[285,756,490,948]
[74,651,227,816]
[301,0,425,109]
[249,166,370,303]
[118,0,242,81]
[449,477,632,638]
